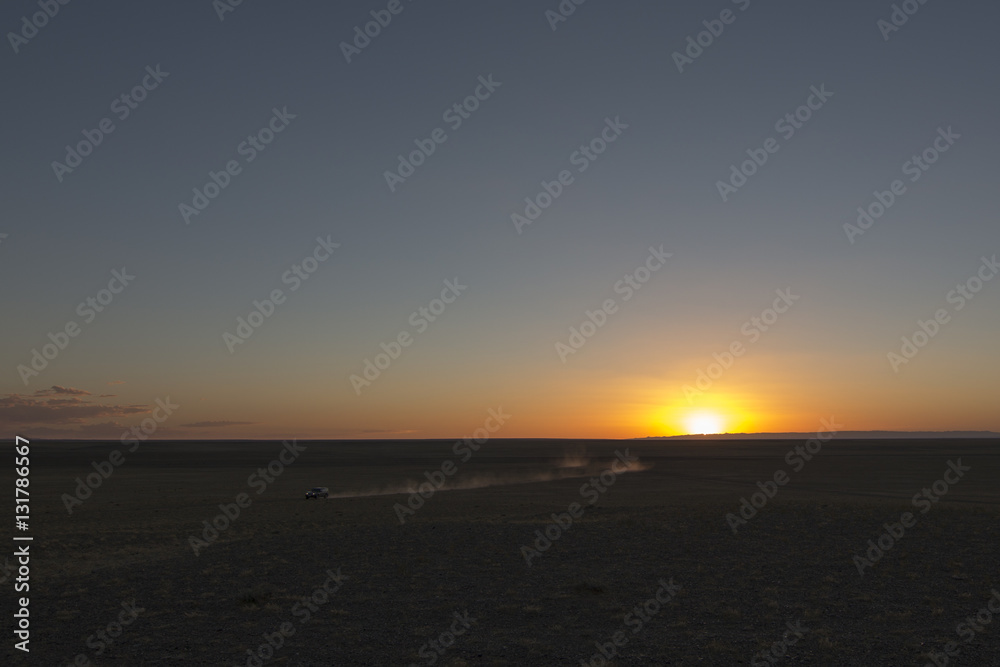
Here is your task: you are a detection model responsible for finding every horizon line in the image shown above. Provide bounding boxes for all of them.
[17,429,1000,443]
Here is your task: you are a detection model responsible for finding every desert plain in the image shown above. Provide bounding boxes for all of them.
[4,436,1000,666]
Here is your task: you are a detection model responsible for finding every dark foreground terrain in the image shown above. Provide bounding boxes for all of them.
[4,437,999,666]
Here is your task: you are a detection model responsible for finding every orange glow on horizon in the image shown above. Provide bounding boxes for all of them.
[642,390,764,438]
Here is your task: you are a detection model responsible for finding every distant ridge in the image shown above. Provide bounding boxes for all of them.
[640,431,1000,440]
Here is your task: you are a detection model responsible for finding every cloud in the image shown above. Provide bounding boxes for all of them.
[361,428,419,434]
[34,385,91,396]
[181,421,258,428]
[0,392,148,426]
[43,397,90,406]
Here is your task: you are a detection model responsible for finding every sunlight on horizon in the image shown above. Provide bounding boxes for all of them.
[683,411,726,435]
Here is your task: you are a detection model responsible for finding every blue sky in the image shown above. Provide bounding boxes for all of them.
[2,0,998,439]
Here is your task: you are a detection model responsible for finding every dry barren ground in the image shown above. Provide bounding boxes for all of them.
[3,438,999,666]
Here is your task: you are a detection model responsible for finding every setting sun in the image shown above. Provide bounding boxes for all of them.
[684,412,726,435]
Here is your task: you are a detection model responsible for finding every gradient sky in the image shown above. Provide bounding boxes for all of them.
[1,0,998,440]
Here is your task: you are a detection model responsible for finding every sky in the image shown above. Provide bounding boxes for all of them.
[1,0,998,440]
